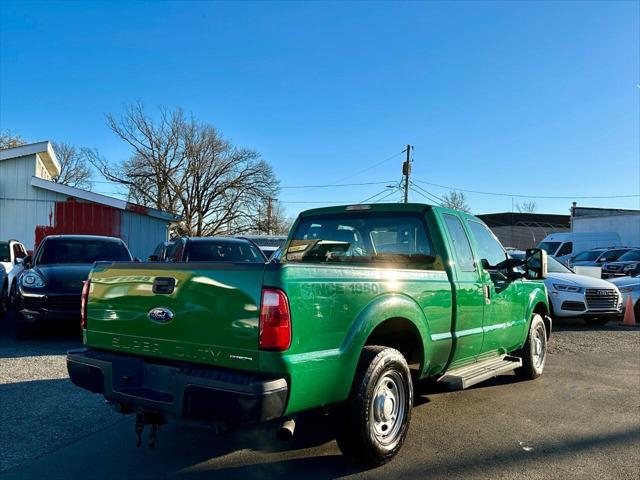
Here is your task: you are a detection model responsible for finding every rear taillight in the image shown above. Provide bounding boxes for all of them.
[259,287,291,351]
[81,280,91,329]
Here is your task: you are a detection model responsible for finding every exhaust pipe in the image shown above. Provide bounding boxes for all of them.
[277,417,296,441]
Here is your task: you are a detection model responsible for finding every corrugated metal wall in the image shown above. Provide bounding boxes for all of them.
[1,154,169,258]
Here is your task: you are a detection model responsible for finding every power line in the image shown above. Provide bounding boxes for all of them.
[410,181,445,204]
[280,180,396,189]
[410,186,443,206]
[373,188,401,204]
[333,150,405,184]
[412,179,640,200]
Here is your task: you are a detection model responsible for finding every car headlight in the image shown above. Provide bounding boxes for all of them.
[623,264,637,272]
[21,272,46,289]
[552,283,583,293]
[619,286,632,293]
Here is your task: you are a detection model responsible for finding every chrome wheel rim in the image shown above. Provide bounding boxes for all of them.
[370,371,406,446]
[532,324,546,370]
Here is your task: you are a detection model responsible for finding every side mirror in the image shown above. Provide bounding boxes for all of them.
[147,255,159,262]
[22,255,33,269]
[15,257,24,265]
[525,248,547,280]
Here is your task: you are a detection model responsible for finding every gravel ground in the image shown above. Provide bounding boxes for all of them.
[0,313,122,472]
[1,311,638,478]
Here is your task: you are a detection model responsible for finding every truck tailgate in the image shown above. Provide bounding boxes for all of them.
[85,262,265,371]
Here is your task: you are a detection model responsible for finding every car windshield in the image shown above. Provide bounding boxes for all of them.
[572,250,603,262]
[0,244,10,263]
[184,241,265,262]
[598,249,629,262]
[37,238,131,265]
[538,241,561,255]
[510,252,572,274]
[617,250,640,262]
[284,212,438,267]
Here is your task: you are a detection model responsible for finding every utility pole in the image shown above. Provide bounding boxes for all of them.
[403,145,412,203]
[266,197,273,235]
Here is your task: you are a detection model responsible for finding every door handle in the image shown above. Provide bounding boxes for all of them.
[483,285,491,304]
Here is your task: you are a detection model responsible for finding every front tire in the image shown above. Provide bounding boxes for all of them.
[0,282,7,318]
[336,346,413,466]
[516,314,547,380]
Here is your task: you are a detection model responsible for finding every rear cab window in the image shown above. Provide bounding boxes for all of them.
[283,212,443,269]
[184,241,264,263]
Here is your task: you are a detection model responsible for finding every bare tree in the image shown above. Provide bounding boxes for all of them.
[441,190,471,213]
[52,141,94,189]
[516,200,537,213]
[92,103,280,236]
[0,130,26,149]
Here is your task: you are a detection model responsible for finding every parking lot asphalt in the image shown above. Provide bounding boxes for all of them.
[1,310,639,480]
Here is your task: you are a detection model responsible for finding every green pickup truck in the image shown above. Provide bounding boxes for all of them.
[67,203,550,465]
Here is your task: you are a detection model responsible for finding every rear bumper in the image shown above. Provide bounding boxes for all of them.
[67,348,288,426]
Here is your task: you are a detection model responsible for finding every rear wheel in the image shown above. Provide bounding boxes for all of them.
[336,346,413,466]
[516,314,547,380]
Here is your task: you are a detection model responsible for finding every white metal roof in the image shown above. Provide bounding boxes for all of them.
[0,140,60,177]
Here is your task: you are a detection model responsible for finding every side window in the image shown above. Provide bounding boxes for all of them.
[443,214,475,272]
[167,240,184,262]
[12,244,26,260]
[557,242,573,256]
[467,221,507,267]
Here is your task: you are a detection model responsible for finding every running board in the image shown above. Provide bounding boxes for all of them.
[438,355,522,390]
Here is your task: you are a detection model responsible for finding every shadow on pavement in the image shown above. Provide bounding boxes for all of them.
[0,309,82,358]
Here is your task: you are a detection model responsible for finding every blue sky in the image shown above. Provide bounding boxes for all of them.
[1,1,638,218]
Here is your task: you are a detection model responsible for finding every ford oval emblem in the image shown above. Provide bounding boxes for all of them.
[148,307,174,323]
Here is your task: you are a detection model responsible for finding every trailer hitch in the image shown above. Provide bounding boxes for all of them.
[134,412,164,449]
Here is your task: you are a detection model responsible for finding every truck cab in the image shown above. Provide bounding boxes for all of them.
[67,203,550,466]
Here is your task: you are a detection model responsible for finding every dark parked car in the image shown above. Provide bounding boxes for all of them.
[16,235,133,338]
[0,264,7,318]
[149,237,267,263]
[602,249,640,277]
[568,247,633,268]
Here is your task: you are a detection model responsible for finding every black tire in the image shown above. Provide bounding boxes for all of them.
[633,301,640,322]
[0,282,7,318]
[515,314,547,380]
[336,346,413,466]
[584,318,609,327]
[9,281,18,309]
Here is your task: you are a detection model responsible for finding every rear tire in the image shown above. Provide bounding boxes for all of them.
[515,314,547,380]
[336,346,413,466]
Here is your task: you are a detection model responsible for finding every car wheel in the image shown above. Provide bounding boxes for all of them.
[516,313,547,380]
[9,280,18,308]
[634,301,640,322]
[0,282,7,318]
[336,346,413,466]
[584,318,609,327]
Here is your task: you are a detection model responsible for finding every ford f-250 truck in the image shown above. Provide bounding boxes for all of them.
[67,203,550,465]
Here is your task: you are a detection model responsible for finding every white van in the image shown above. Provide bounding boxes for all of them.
[537,232,622,264]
